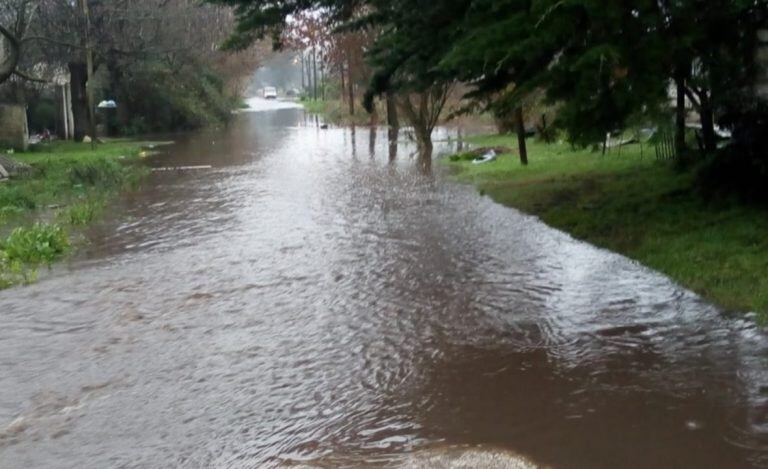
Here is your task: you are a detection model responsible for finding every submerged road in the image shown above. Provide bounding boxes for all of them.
[1,102,767,468]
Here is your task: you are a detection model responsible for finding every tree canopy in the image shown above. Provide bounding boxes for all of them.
[214,0,765,150]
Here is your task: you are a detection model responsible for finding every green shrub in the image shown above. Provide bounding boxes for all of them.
[0,186,37,210]
[114,62,237,135]
[1,223,70,265]
[0,250,26,288]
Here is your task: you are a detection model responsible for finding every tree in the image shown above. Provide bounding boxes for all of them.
[0,0,48,84]
[6,0,263,137]
[282,11,331,101]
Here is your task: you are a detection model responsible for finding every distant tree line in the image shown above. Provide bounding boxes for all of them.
[0,0,263,139]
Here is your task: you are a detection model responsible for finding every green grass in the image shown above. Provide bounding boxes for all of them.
[300,98,379,125]
[65,199,104,226]
[0,140,147,288]
[300,98,328,114]
[445,134,768,319]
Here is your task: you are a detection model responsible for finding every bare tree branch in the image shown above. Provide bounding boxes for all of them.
[12,67,47,82]
[21,35,82,50]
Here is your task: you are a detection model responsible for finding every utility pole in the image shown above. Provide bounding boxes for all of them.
[79,0,96,148]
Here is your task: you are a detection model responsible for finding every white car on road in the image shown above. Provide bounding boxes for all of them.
[263,87,278,100]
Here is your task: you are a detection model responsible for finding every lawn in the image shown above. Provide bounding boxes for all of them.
[0,140,148,288]
[300,98,381,125]
[445,134,768,319]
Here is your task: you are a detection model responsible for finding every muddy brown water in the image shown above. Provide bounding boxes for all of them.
[1,105,767,468]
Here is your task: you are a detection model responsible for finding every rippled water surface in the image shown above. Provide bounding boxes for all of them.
[1,105,767,468]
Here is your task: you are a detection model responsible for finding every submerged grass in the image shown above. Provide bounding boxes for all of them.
[0,141,147,288]
[64,199,105,226]
[300,98,381,126]
[445,134,768,319]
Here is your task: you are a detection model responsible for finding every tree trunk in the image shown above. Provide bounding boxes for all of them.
[340,64,346,102]
[515,106,528,165]
[320,60,326,100]
[69,62,89,142]
[59,85,69,139]
[312,47,318,101]
[386,91,399,129]
[300,54,305,90]
[0,25,20,85]
[347,58,355,115]
[65,84,75,139]
[674,72,687,161]
[106,57,125,136]
[80,0,96,145]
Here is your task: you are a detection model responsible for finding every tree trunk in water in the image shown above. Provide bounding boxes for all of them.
[418,136,433,172]
[515,106,528,165]
[674,73,687,162]
[386,92,399,129]
[415,124,433,169]
[69,62,89,142]
[368,126,376,157]
[700,94,716,153]
[388,127,399,162]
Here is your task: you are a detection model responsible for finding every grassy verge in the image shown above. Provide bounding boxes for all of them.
[0,140,148,288]
[444,134,768,319]
[300,98,381,126]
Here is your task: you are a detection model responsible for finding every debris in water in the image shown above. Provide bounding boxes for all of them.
[152,165,213,172]
[472,149,497,164]
[685,420,704,431]
[401,447,538,468]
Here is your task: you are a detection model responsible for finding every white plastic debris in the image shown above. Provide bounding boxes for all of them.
[472,149,497,164]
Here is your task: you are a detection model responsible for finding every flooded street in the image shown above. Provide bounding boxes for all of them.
[1,104,767,468]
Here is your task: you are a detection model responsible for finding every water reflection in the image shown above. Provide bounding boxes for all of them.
[0,108,766,468]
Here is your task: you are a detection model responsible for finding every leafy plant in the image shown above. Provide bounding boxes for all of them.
[1,223,70,265]
[0,250,26,289]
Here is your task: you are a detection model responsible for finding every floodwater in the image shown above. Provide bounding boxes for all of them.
[1,100,767,468]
